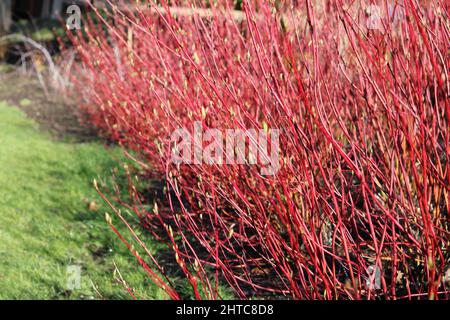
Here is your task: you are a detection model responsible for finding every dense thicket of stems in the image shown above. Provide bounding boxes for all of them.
[68,0,449,299]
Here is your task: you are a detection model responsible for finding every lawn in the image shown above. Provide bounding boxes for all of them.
[0,101,166,299]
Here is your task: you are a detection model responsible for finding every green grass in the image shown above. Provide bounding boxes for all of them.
[0,102,167,299]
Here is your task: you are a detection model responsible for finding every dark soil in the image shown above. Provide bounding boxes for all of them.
[0,70,97,142]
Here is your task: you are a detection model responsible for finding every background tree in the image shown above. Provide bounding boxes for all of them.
[0,0,12,60]
[0,0,12,33]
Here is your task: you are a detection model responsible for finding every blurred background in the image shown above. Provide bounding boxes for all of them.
[1,1,89,59]
[0,0,164,300]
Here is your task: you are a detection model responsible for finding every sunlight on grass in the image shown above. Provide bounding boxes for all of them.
[0,102,167,299]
